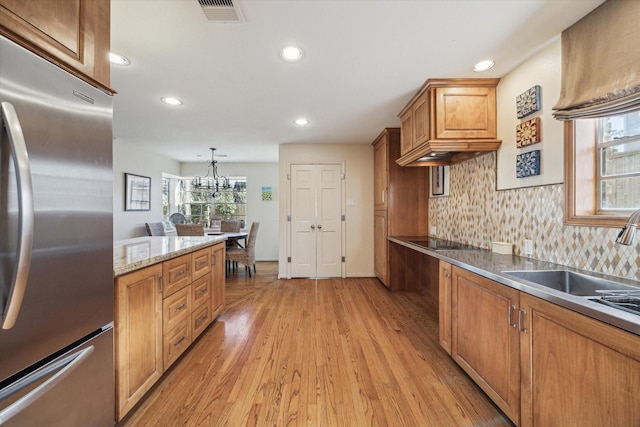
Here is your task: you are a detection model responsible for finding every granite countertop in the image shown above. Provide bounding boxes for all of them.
[389,236,640,336]
[114,236,226,277]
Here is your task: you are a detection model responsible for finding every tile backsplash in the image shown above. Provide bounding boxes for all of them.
[428,152,640,281]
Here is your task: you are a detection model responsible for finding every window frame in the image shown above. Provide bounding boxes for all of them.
[564,121,627,227]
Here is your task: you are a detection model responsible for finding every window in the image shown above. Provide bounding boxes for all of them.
[162,175,246,227]
[565,111,640,226]
[597,112,640,212]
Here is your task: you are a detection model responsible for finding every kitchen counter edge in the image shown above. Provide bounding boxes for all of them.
[114,235,227,277]
[389,236,640,336]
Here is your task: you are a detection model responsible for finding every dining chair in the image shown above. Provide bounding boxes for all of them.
[225,222,259,277]
[145,222,166,236]
[220,220,241,232]
[175,223,205,236]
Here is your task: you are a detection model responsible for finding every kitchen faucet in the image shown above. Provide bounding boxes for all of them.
[616,208,640,245]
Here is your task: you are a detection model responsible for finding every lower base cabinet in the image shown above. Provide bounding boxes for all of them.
[442,263,640,426]
[115,242,226,421]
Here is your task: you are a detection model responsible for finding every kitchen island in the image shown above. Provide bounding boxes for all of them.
[113,235,227,421]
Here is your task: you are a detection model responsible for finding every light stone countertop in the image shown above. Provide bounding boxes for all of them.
[114,235,226,277]
[389,236,640,337]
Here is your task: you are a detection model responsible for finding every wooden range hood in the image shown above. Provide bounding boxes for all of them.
[396,78,501,167]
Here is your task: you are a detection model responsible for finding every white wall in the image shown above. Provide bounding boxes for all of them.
[181,162,279,261]
[278,143,374,278]
[496,38,565,189]
[113,139,181,240]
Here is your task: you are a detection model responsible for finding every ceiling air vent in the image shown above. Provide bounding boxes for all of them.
[198,0,245,23]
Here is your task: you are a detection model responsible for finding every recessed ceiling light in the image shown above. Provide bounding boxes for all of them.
[294,118,309,126]
[109,52,130,66]
[161,97,183,106]
[473,60,495,72]
[281,46,304,62]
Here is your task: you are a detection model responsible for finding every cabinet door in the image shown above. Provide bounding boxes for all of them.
[434,86,497,140]
[163,254,191,297]
[373,210,388,287]
[399,109,414,156]
[211,244,225,317]
[0,0,111,90]
[412,91,430,145]
[438,261,452,354]
[163,286,191,332]
[519,294,640,427]
[373,135,388,210]
[192,247,213,280]
[451,266,520,423]
[115,264,163,421]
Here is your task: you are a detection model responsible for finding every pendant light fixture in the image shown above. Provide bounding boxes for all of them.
[192,148,230,198]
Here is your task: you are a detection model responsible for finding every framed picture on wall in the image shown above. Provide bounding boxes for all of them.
[125,173,151,211]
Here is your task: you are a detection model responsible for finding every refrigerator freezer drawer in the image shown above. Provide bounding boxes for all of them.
[0,327,114,427]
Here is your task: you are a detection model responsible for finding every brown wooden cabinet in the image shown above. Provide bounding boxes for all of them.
[0,0,113,92]
[451,266,521,423]
[438,261,452,354]
[372,128,429,289]
[115,264,163,421]
[211,244,226,317]
[115,242,226,421]
[519,293,640,427]
[443,265,640,426]
[397,79,501,166]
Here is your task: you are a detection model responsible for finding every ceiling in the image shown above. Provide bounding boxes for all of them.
[110,0,603,164]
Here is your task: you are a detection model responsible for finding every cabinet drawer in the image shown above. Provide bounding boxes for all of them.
[163,254,191,297]
[191,275,211,309]
[163,287,191,332]
[192,303,212,339]
[192,247,212,280]
[163,318,191,369]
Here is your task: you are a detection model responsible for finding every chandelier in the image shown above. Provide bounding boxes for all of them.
[192,148,230,198]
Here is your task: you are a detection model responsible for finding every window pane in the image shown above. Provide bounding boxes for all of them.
[600,175,640,210]
[598,111,640,142]
[600,139,640,176]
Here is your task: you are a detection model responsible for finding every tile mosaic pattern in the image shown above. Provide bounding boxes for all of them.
[428,152,640,281]
[516,150,541,178]
[516,117,541,147]
[516,85,541,119]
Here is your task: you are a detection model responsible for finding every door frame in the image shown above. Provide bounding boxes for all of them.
[286,161,346,279]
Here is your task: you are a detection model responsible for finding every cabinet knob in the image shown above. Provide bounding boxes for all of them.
[317,224,322,230]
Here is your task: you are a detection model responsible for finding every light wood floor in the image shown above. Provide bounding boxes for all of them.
[119,262,512,426]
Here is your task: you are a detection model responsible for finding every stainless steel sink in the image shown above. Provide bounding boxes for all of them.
[502,270,639,296]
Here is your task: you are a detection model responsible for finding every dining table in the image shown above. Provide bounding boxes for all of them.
[204,230,248,247]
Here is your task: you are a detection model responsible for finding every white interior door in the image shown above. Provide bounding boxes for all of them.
[290,164,343,278]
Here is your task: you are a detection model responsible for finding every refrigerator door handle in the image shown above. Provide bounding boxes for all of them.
[0,346,94,424]
[0,102,34,330]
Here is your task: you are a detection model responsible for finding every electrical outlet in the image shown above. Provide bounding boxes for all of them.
[430,226,437,235]
[524,239,533,257]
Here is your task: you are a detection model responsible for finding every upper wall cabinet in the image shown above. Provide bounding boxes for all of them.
[397,78,501,167]
[0,0,113,93]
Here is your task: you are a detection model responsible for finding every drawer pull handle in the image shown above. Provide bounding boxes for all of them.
[197,288,207,296]
[173,336,186,346]
[174,303,185,312]
[518,309,527,333]
[508,304,517,328]
[174,270,186,280]
[196,314,208,327]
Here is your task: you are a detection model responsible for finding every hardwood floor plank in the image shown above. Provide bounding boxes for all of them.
[119,262,512,427]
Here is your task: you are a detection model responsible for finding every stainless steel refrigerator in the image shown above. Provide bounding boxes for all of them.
[0,35,114,426]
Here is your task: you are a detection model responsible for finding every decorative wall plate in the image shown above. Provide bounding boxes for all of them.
[516,117,541,147]
[516,150,541,178]
[516,85,541,119]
